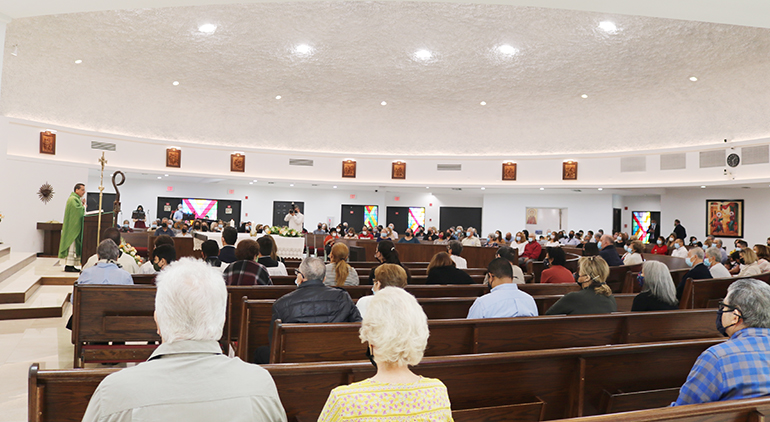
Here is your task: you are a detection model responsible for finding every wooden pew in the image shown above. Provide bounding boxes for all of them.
[606,264,642,293]
[620,268,690,294]
[29,339,724,422]
[268,309,721,363]
[269,274,488,285]
[679,272,770,309]
[526,254,581,284]
[535,293,636,315]
[147,235,195,259]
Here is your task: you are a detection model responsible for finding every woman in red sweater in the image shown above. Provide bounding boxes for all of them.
[651,236,668,255]
[540,247,575,284]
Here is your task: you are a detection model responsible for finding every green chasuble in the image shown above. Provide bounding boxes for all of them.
[58,192,86,259]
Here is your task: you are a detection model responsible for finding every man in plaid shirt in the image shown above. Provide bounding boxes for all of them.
[222,239,272,286]
[673,279,770,405]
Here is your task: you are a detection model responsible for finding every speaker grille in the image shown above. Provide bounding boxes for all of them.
[742,145,769,165]
[91,141,116,151]
[289,159,313,167]
[660,153,686,170]
[620,156,646,173]
[437,164,462,171]
[699,150,725,168]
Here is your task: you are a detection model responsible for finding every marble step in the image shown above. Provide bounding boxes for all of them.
[0,252,36,291]
[0,245,10,258]
[0,257,73,304]
[0,285,71,320]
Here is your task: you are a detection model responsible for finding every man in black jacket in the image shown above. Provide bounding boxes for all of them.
[673,219,687,240]
[218,226,238,264]
[598,235,624,266]
[676,247,712,301]
[255,257,361,363]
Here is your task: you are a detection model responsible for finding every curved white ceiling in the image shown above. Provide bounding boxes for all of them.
[2,2,770,156]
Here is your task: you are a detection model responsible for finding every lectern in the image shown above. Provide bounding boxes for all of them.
[81,212,114,265]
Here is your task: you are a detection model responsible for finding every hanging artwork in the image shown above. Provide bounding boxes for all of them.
[526,207,538,225]
[502,162,517,181]
[342,160,356,178]
[166,148,181,168]
[562,161,578,180]
[230,153,245,172]
[37,182,55,204]
[706,199,744,238]
[392,161,406,179]
[40,131,56,155]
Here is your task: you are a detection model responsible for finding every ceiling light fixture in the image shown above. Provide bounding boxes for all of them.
[426,187,430,189]
[198,23,217,34]
[157,176,162,179]
[253,179,258,182]
[275,95,282,100]
[598,188,603,191]
[333,185,337,189]
[701,185,706,188]
[540,187,545,191]
[294,44,314,56]
[598,21,617,32]
[290,184,294,187]
[172,81,179,86]
[413,49,432,61]
[381,101,387,106]
[497,44,517,56]
[249,182,253,185]
[480,101,487,106]
[164,174,169,177]
[581,94,588,99]
[481,187,486,190]
[75,59,82,64]
[689,76,698,82]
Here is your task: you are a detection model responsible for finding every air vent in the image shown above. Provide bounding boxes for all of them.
[660,153,686,170]
[742,145,769,165]
[91,141,116,151]
[620,156,646,173]
[437,164,462,171]
[289,159,313,167]
[451,188,462,191]
[699,150,725,168]
[267,182,275,185]
[572,189,582,192]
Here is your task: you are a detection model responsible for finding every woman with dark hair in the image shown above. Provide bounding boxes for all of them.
[540,247,574,284]
[132,205,147,229]
[426,252,473,285]
[651,236,668,255]
[367,240,412,285]
[583,242,600,257]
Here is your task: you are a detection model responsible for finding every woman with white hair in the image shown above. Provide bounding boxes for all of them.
[318,287,453,421]
[631,261,679,311]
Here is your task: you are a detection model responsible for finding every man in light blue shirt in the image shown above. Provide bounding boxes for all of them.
[467,257,538,319]
[172,204,184,221]
[74,239,133,301]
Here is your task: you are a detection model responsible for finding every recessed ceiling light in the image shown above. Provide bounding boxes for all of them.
[164,174,169,177]
[275,95,282,100]
[249,182,253,185]
[333,185,337,189]
[74,59,82,64]
[540,187,545,191]
[598,188,603,191]
[172,81,179,86]
[598,21,617,32]
[497,44,517,56]
[426,186,430,189]
[689,76,698,82]
[581,94,588,99]
[480,101,486,106]
[294,44,314,56]
[290,184,294,187]
[701,185,706,188]
[157,176,162,179]
[381,101,387,106]
[481,187,486,190]
[413,49,433,61]
[198,23,217,34]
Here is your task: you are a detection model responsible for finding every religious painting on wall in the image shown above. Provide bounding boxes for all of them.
[706,199,744,238]
[39,131,56,155]
[342,160,356,178]
[502,162,517,181]
[230,153,245,172]
[392,161,406,179]
[526,207,538,225]
[166,148,181,168]
[562,161,578,180]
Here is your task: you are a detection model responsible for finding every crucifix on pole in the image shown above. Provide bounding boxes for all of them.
[96,152,107,245]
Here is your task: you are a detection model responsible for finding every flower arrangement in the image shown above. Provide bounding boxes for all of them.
[264,225,302,237]
[120,241,143,265]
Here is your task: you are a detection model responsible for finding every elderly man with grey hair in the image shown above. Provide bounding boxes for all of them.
[705,247,732,278]
[73,239,133,292]
[82,258,287,422]
[715,239,729,263]
[676,247,712,301]
[673,279,770,405]
[255,257,361,363]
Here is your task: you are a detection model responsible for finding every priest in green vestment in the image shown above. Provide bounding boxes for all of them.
[58,183,86,272]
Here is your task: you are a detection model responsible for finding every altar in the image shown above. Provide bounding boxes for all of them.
[195,232,306,259]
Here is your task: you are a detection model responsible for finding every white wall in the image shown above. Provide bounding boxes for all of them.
[660,188,770,247]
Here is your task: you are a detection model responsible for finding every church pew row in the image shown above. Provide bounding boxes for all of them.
[548,396,770,422]
[526,254,581,284]
[620,268,690,294]
[28,338,724,422]
[267,309,721,363]
[236,294,639,363]
[678,272,770,309]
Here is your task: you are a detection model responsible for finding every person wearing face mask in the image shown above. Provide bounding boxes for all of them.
[387,223,399,239]
[358,227,374,239]
[705,247,732,278]
[82,228,141,274]
[546,256,616,315]
[622,240,644,265]
[598,235,624,266]
[631,261,678,311]
[398,229,421,244]
[545,232,561,247]
[313,223,326,235]
[138,235,174,274]
[119,219,133,233]
[513,231,527,256]
[504,232,513,245]
[736,249,763,278]
[754,245,770,272]
[651,236,668,255]
[461,228,481,247]
[672,279,770,406]
[356,264,408,319]
[154,221,175,237]
[675,247,712,300]
[540,247,575,284]
[563,231,581,247]
[671,238,689,258]
[466,258,538,319]
[518,234,543,267]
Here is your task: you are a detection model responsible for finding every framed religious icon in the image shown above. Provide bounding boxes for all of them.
[502,162,517,181]
[706,199,744,238]
[166,148,181,168]
[230,153,245,172]
[40,131,56,155]
[342,160,356,178]
[392,161,406,179]
[562,161,578,180]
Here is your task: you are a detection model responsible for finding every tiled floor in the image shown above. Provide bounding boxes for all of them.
[0,307,74,422]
